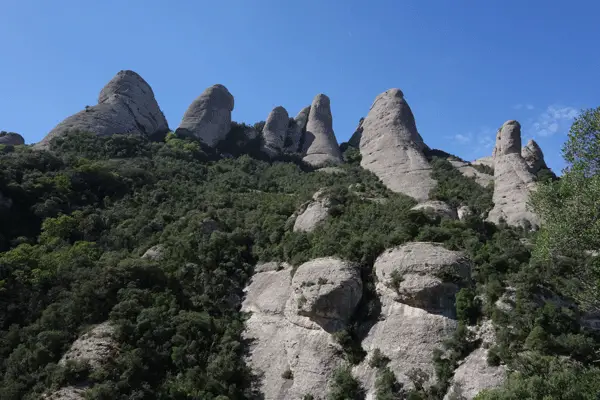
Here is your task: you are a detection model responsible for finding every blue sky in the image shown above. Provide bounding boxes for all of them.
[1,0,599,172]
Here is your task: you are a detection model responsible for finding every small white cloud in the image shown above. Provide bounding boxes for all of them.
[454,133,470,143]
[529,105,579,137]
[526,104,535,110]
[513,104,523,110]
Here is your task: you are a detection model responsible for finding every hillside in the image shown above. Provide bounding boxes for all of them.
[0,70,598,400]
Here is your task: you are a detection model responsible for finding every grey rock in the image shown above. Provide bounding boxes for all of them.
[411,200,457,220]
[142,244,164,261]
[262,106,289,156]
[285,106,310,153]
[38,70,168,148]
[290,257,362,332]
[293,190,332,233]
[347,117,364,148]
[255,261,292,273]
[42,386,87,400]
[242,264,345,400]
[444,347,506,400]
[59,322,117,371]
[0,131,25,145]
[175,84,234,147]
[301,94,343,166]
[473,156,495,169]
[359,89,436,201]
[449,160,494,187]
[374,242,471,314]
[487,120,540,228]
[521,139,547,174]
[457,206,474,221]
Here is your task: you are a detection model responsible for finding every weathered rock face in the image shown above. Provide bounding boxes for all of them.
[42,386,87,400]
[347,117,364,148]
[142,244,164,261]
[292,190,332,233]
[487,120,540,228]
[359,89,436,201]
[457,205,474,221]
[449,160,494,187]
[0,131,25,145]
[38,70,169,148]
[285,106,310,153]
[290,257,362,332]
[242,263,347,400]
[521,139,547,174]
[301,94,343,166]
[175,84,234,147]
[262,106,290,156]
[473,156,495,169]
[59,322,118,370]
[374,242,471,314]
[411,200,457,220]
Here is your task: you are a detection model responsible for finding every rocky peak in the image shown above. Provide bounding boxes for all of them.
[37,70,169,148]
[494,120,522,156]
[0,131,25,145]
[359,88,435,201]
[175,84,234,147]
[301,94,343,166]
[521,138,547,173]
[262,106,290,155]
[286,106,310,153]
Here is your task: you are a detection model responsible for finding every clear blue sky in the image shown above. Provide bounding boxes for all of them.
[1,0,599,172]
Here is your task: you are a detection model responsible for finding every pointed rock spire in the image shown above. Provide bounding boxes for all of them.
[301,94,342,166]
[262,106,289,156]
[37,70,169,148]
[359,89,435,201]
[487,120,539,228]
[175,84,234,147]
[521,139,547,174]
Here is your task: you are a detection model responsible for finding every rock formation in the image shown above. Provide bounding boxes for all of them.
[449,159,494,187]
[347,117,364,148]
[285,106,310,153]
[262,106,290,156]
[242,260,351,399]
[521,139,547,174]
[0,131,25,145]
[38,70,168,148]
[290,257,362,332]
[487,120,540,228]
[472,156,494,169]
[175,84,234,147]
[457,205,474,221]
[301,94,343,166]
[292,190,332,233]
[359,89,436,201]
[411,200,458,220]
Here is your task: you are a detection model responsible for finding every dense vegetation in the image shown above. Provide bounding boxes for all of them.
[0,115,598,399]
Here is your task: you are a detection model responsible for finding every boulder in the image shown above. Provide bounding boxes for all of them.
[242,264,345,400]
[374,242,471,314]
[487,121,540,228]
[301,94,343,166]
[0,131,25,145]
[359,89,436,201]
[42,386,87,400]
[457,206,474,221]
[293,190,332,233]
[59,322,117,370]
[444,347,506,400]
[38,70,169,148]
[142,244,164,261]
[285,106,310,153]
[411,200,457,220]
[290,257,362,332]
[521,139,547,174]
[262,106,290,156]
[175,84,234,147]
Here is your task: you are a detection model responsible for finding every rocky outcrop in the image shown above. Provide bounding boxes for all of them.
[347,118,364,148]
[301,94,343,166]
[292,190,332,233]
[449,160,494,187]
[457,206,474,221]
[411,200,457,220]
[359,89,436,201]
[242,261,349,400]
[290,257,362,332]
[175,84,234,147]
[42,386,87,400]
[521,139,547,174]
[473,156,494,169]
[285,106,310,153]
[374,242,471,314]
[487,121,540,228]
[38,70,169,148]
[262,106,290,156]
[142,244,164,261]
[0,131,25,145]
